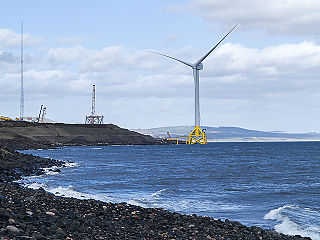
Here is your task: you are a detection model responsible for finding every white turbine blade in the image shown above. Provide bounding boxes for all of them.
[195,24,237,65]
[147,51,193,68]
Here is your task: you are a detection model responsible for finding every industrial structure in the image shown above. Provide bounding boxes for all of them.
[150,25,237,144]
[0,116,13,121]
[85,84,104,124]
[37,105,47,123]
[40,106,46,123]
[20,21,24,121]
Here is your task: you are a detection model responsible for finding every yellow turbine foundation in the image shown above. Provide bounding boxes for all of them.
[188,126,207,144]
[166,136,188,144]
[166,127,207,144]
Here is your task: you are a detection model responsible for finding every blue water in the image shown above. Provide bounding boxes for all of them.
[21,142,320,239]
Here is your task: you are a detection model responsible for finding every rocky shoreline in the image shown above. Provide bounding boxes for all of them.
[0,146,311,239]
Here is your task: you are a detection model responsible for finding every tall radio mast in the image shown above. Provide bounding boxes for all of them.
[20,21,24,120]
[85,84,104,124]
[91,84,96,116]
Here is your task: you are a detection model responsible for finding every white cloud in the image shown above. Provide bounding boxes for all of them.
[199,41,320,101]
[48,45,169,73]
[165,34,177,43]
[0,28,42,48]
[54,35,87,45]
[4,41,320,100]
[48,45,88,63]
[2,28,320,131]
[0,51,19,73]
[183,0,320,35]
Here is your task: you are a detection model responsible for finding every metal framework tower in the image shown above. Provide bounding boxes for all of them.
[37,105,43,123]
[40,107,46,123]
[85,84,104,124]
[91,84,96,116]
[37,105,46,123]
[20,21,24,121]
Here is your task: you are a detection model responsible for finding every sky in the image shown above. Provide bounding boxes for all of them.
[1,0,320,133]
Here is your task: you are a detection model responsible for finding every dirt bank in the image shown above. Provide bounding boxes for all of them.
[0,121,165,149]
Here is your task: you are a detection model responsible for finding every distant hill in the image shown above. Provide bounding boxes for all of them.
[132,126,320,142]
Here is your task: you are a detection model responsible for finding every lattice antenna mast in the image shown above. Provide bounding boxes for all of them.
[85,84,104,124]
[20,21,24,120]
[91,84,96,116]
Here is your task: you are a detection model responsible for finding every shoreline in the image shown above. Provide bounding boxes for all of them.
[0,146,311,239]
[207,138,320,143]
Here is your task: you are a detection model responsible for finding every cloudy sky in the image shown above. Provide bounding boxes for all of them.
[1,0,320,132]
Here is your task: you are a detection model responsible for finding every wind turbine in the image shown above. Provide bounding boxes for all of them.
[149,25,237,144]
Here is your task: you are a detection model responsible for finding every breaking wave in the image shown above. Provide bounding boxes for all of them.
[25,182,112,202]
[264,204,320,240]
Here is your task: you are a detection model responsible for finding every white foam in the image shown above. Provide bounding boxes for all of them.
[42,166,60,175]
[126,190,245,216]
[151,189,169,198]
[25,182,46,189]
[155,199,243,213]
[48,186,96,199]
[275,219,320,240]
[40,161,79,175]
[127,199,150,208]
[63,162,79,168]
[264,204,294,220]
[264,204,320,240]
[25,183,112,202]
[110,145,132,147]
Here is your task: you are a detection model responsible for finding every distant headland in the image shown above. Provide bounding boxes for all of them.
[133,126,320,142]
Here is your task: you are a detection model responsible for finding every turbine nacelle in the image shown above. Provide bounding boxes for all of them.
[194,63,203,70]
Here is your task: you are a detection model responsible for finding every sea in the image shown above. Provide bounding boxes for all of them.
[20,142,320,239]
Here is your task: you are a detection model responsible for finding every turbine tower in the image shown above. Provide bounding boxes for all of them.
[150,25,237,144]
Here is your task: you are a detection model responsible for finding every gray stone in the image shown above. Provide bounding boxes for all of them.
[7,225,20,233]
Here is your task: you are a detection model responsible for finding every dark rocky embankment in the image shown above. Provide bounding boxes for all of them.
[0,121,166,150]
[0,146,311,239]
[0,147,63,182]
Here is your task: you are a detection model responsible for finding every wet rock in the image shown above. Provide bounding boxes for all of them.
[6,225,20,233]
[25,196,36,202]
[33,232,46,240]
[0,208,12,220]
[45,211,55,216]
